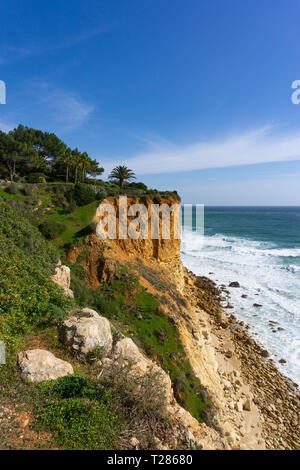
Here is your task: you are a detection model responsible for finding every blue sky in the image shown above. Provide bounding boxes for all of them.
[1,0,300,204]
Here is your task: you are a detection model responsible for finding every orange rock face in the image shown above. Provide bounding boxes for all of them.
[67,196,184,291]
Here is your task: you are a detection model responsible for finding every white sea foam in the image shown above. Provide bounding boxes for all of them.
[181,229,300,385]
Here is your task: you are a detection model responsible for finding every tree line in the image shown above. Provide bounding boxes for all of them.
[0,124,104,184]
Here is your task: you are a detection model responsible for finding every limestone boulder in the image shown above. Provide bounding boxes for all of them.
[110,337,173,403]
[59,309,113,357]
[51,264,74,298]
[17,349,73,382]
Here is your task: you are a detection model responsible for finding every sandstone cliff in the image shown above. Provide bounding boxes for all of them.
[66,197,299,450]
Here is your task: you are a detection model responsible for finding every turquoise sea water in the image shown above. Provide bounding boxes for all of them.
[181,207,300,385]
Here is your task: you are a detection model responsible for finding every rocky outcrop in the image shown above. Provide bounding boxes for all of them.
[59,309,113,357]
[17,349,73,382]
[51,263,74,298]
[103,337,173,403]
[67,196,185,292]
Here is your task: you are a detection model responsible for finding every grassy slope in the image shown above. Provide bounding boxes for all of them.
[0,185,207,449]
[46,201,99,248]
[71,269,208,422]
[0,194,121,449]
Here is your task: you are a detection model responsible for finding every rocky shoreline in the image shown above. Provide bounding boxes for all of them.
[184,269,300,450]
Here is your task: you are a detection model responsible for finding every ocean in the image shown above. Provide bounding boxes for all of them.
[181,206,300,386]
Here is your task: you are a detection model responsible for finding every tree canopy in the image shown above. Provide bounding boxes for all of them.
[0,124,104,183]
[109,165,136,188]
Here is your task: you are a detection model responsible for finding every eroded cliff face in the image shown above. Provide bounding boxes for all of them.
[68,196,184,292]
[66,196,266,450]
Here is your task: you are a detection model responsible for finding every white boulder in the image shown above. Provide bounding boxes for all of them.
[111,338,173,402]
[51,264,74,298]
[17,349,73,382]
[59,309,113,357]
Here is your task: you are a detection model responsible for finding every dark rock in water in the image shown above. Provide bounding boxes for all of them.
[253,303,262,308]
[279,358,286,364]
[229,281,240,288]
[261,350,269,358]
[241,294,248,298]
[224,303,234,309]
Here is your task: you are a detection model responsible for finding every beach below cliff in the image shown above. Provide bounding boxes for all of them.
[183,268,300,450]
[181,206,300,386]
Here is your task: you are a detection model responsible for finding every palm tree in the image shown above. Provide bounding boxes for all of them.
[71,148,81,183]
[62,148,74,183]
[80,152,91,182]
[87,159,104,188]
[109,165,136,188]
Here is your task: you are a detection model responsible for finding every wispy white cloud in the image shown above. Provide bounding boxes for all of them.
[105,124,300,175]
[45,88,94,128]
[33,82,94,130]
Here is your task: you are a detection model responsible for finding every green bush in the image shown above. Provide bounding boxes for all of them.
[38,375,103,400]
[27,173,47,184]
[38,220,66,240]
[74,184,96,206]
[22,184,36,196]
[100,361,169,449]
[34,375,122,449]
[95,188,108,201]
[5,184,19,194]
[126,181,148,191]
[34,398,120,450]
[65,200,77,213]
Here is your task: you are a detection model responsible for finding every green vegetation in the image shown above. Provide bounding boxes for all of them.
[0,123,179,203]
[0,176,201,450]
[34,376,122,450]
[0,197,73,382]
[0,125,104,183]
[70,267,207,421]
[33,370,169,450]
[73,183,99,206]
[38,220,66,240]
[109,165,136,188]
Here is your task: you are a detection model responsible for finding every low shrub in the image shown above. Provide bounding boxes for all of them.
[74,184,96,206]
[5,184,19,194]
[22,184,36,196]
[34,375,122,449]
[38,220,66,240]
[38,375,103,400]
[27,173,47,184]
[100,361,169,448]
[34,398,120,450]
